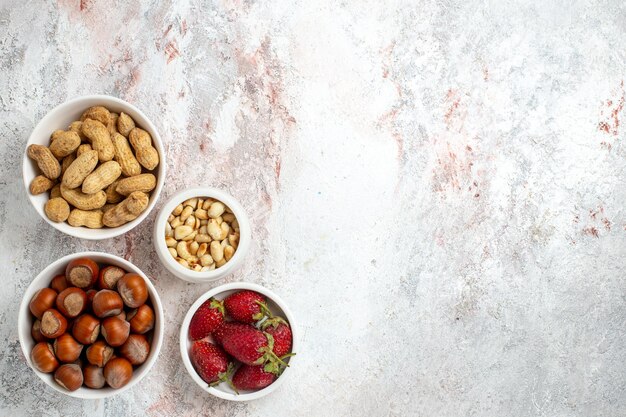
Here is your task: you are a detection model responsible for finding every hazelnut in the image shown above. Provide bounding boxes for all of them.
[85,340,113,367]
[40,309,68,338]
[83,364,106,389]
[85,289,97,309]
[92,290,123,318]
[97,266,126,290]
[50,275,68,293]
[56,287,87,318]
[29,288,58,320]
[127,304,155,334]
[117,273,148,308]
[72,314,100,345]
[101,316,130,347]
[54,364,83,391]
[31,319,47,343]
[119,334,150,365]
[53,333,83,363]
[66,258,99,288]
[104,357,133,389]
[31,342,59,373]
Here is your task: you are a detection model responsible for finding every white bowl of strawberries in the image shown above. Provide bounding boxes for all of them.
[179,282,297,401]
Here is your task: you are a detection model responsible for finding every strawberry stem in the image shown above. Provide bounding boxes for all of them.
[261,315,288,330]
[254,300,273,321]
[210,298,225,316]
[267,350,290,368]
[227,378,239,395]
[209,362,234,387]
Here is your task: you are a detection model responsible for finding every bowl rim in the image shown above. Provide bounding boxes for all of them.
[17,251,165,399]
[22,94,166,240]
[153,187,251,283]
[179,282,298,401]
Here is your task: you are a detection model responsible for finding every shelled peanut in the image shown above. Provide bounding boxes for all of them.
[165,198,240,272]
[27,106,159,228]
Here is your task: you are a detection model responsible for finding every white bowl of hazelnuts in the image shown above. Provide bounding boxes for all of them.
[22,95,166,240]
[17,252,164,399]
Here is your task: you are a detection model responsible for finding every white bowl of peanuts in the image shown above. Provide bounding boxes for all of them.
[153,188,251,283]
[22,95,165,240]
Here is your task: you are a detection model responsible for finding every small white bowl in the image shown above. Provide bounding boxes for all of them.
[18,251,165,399]
[179,282,297,401]
[22,95,166,240]
[153,187,251,283]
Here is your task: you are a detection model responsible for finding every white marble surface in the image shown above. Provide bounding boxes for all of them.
[1,0,626,416]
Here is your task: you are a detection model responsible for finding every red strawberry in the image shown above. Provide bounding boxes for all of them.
[224,290,270,324]
[232,365,276,391]
[189,298,224,340]
[218,322,281,367]
[212,322,243,346]
[212,323,226,346]
[189,341,232,385]
[262,317,292,357]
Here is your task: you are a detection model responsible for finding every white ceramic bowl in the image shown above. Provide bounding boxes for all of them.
[180,282,297,401]
[154,187,251,283]
[22,95,166,240]
[18,252,165,399]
